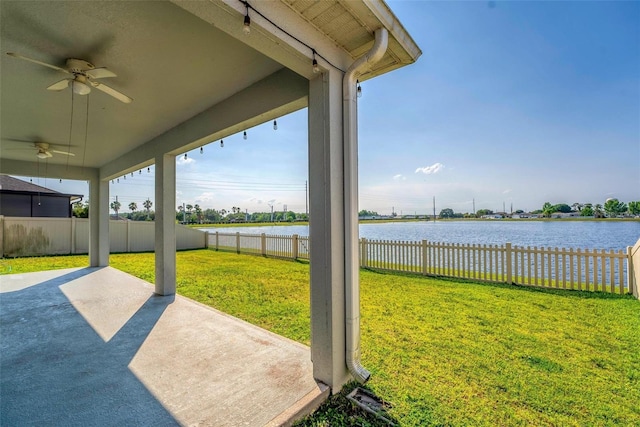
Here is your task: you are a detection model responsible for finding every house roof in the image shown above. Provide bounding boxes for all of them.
[0,175,82,199]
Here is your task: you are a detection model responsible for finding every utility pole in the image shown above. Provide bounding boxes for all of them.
[183,202,186,224]
[433,196,436,222]
[473,198,475,215]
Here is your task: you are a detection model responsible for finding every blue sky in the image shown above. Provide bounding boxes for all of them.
[24,1,640,215]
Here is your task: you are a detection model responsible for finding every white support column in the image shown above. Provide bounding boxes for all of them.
[155,154,177,296]
[89,177,109,267]
[307,69,350,390]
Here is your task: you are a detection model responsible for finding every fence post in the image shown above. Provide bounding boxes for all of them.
[628,246,636,298]
[215,231,219,251]
[236,232,240,254]
[126,220,131,253]
[422,240,428,275]
[0,215,4,258]
[261,233,267,256]
[361,238,367,268]
[71,217,76,254]
[506,242,513,284]
[204,231,209,249]
[292,234,299,260]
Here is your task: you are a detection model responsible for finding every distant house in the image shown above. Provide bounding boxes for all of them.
[0,175,83,218]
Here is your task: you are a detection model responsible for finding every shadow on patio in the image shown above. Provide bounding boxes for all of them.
[0,267,326,426]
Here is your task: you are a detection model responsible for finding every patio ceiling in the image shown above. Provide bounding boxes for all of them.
[0,0,420,175]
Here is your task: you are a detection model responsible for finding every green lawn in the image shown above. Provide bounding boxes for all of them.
[2,250,639,426]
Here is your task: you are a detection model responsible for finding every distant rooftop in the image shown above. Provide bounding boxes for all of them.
[0,175,82,200]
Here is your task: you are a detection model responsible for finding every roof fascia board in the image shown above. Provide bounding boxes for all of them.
[99,68,308,180]
[356,0,421,62]
[171,0,353,78]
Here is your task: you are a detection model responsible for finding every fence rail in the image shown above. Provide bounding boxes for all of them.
[209,232,638,296]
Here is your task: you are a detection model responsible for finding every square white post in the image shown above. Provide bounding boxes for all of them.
[89,176,109,267]
[155,154,177,296]
[307,69,350,390]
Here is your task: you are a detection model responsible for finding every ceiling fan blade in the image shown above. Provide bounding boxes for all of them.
[6,52,69,74]
[51,149,75,156]
[47,79,70,91]
[91,81,132,104]
[86,67,116,79]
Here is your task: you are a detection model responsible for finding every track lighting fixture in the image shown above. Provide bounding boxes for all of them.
[139,170,142,174]
[200,146,204,154]
[273,120,278,130]
[147,167,150,173]
[220,139,224,147]
[117,178,120,183]
[131,172,133,177]
[357,80,362,98]
[243,130,247,140]
[184,153,188,160]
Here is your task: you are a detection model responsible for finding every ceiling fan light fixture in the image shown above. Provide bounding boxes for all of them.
[37,151,49,159]
[72,79,91,95]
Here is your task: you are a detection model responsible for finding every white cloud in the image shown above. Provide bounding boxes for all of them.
[502,189,512,194]
[393,174,407,181]
[415,163,444,175]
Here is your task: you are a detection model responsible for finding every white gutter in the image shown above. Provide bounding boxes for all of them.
[343,28,389,384]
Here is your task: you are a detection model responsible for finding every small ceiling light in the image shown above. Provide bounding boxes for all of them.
[200,146,203,154]
[184,153,188,160]
[312,50,320,74]
[220,139,224,148]
[147,167,150,173]
[356,80,362,98]
[243,14,251,35]
[243,130,247,140]
[59,179,62,183]
[124,175,126,180]
[37,151,49,159]
[111,180,114,184]
[273,120,278,130]
[131,172,133,177]
[72,79,91,96]
[139,169,142,174]
[117,178,120,183]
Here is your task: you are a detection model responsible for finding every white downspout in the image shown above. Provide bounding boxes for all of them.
[343,28,389,383]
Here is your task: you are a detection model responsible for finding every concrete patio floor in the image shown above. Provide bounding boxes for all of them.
[0,267,328,426]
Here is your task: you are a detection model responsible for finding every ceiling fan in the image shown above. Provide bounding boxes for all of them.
[6,52,133,104]
[32,142,75,159]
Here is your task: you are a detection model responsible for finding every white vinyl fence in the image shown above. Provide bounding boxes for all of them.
[0,216,206,257]
[209,231,639,297]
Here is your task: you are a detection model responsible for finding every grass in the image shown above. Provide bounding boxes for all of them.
[2,250,639,426]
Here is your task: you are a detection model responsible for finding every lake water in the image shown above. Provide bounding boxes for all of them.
[201,220,640,251]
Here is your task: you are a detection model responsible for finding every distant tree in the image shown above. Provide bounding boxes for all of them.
[359,209,379,217]
[476,209,493,217]
[194,204,203,224]
[110,200,121,217]
[72,201,89,218]
[571,203,583,212]
[604,199,627,217]
[439,208,455,219]
[593,204,604,218]
[515,209,524,214]
[581,204,594,217]
[128,202,137,214]
[542,202,555,218]
[143,199,153,217]
[628,201,640,216]
[553,204,572,213]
